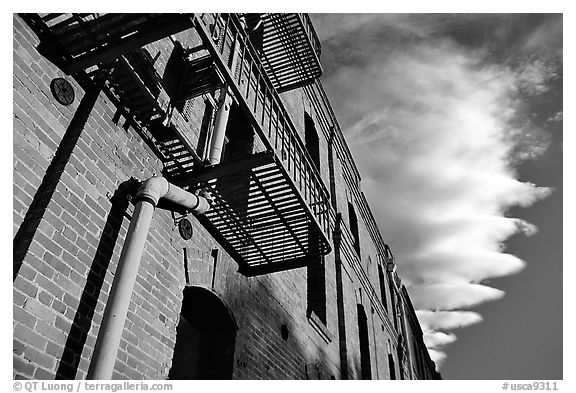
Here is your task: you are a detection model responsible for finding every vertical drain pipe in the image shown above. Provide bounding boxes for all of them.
[208,87,233,165]
[88,177,210,379]
[208,35,241,165]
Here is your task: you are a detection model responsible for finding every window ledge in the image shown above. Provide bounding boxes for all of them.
[307,310,332,344]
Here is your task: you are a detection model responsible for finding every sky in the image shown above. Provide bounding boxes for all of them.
[311,13,563,379]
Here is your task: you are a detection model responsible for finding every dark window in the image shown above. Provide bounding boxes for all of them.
[414,341,424,377]
[304,113,320,169]
[169,286,236,379]
[397,345,404,380]
[388,275,398,330]
[348,202,360,257]
[357,304,372,380]
[307,253,326,324]
[388,353,396,380]
[378,264,388,312]
[305,113,326,324]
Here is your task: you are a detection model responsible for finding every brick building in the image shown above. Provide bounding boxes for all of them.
[13,13,441,380]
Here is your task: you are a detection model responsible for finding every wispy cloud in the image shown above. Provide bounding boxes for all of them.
[514,57,559,95]
[410,283,505,311]
[416,310,484,330]
[547,111,563,122]
[424,331,459,367]
[424,331,458,347]
[315,13,561,368]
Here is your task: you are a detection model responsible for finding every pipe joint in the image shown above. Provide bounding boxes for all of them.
[135,176,212,214]
[135,177,169,207]
[164,183,212,215]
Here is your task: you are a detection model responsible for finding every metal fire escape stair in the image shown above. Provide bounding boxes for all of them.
[27,13,194,74]
[20,13,331,276]
[105,53,165,124]
[102,49,202,178]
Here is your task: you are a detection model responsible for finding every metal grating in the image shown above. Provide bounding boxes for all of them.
[242,13,322,92]
[21,13,193,74]
[148,122,198,177]
[163,41,224,103]
[194,13,331,238]
[190,14,333,273]
[105,53,165,124]
[186,159,329,275]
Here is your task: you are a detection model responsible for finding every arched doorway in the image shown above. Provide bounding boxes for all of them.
[168,286,237,379]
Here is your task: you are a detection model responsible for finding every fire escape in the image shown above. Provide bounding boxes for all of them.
[21,13,330,276]
[240,13,322,92]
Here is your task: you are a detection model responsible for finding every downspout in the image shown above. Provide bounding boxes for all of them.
[329,128,349,379]
[208,87,233,165]
[87,177,211,379]
[208,31,241,165]
[333,214,349,380]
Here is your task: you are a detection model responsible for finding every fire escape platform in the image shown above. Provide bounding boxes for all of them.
[163,41,225,103]
[23,13,193,74]
[244,13,322,92]
[172,152,330,276]
[191,13,332,274]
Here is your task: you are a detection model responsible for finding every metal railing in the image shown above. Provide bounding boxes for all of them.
[194,13,331,240]
[298,13,322,57]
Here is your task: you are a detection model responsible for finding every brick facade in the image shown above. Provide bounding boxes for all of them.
[13,13,440,380]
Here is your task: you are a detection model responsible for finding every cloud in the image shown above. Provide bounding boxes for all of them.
[417,310,484,370]
[424,331,458,348]
[315,14,562,74]
[428,349,448,368]
[311,14,434,43]
[521,15,563,58]
[423,332,458,369]
[514,57,559,95]
[416,310,483,330]
[405,250,526,286]
[410,283,505,310]
[316,14,557,369]
[547,111,563,123]
[332,49,552,292]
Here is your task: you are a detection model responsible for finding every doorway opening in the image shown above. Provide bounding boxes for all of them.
[168,286,237,379]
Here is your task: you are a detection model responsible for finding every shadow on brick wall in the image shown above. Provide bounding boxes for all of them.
[56,179,137,379]
[217,270,338,380]
[13,87,101,282]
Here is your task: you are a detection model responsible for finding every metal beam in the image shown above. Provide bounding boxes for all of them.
[171,151,274,186]
[62,15,193,74]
